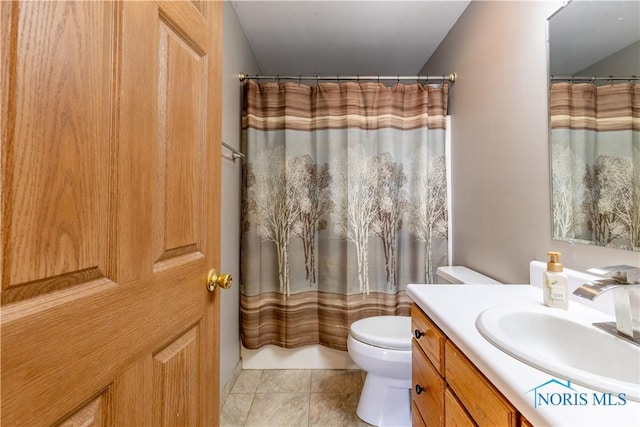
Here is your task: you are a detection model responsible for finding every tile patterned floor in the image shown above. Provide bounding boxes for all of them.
[221,369,375,427]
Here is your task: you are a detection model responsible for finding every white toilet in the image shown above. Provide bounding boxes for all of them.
[347,315,412,427]
[347,266,501,427]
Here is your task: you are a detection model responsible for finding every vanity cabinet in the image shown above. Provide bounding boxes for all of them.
[411,304,531,427]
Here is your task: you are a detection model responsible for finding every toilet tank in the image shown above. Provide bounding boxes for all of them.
[436,266,501,285]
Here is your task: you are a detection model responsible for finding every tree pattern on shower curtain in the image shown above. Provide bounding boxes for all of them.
[409,149,448,283]
[550,82,639,251]
[245,147,333,295]
[240,80,450,350]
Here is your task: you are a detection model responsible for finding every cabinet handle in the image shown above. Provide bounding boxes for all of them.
[414,329,425,339]
[415,384,425,395]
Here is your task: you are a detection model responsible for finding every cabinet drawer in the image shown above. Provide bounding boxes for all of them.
[412,340,444,427]
[445,387,476,427]
[411,304,446,375]
[445,341,518,427]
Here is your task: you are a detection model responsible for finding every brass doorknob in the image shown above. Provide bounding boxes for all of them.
[207,269,232,292]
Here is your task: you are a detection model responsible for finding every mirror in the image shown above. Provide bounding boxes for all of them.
[548,0,639,252]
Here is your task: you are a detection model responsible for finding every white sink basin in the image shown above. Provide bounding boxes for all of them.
[476,304,640,401]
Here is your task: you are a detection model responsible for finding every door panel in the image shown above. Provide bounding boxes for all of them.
[153,324,202,426]
[1,1,222,425]
[155,17,205,268]
[58,392,111,427]
[1,0,115,305]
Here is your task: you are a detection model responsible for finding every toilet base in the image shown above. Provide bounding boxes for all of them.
[356,373,411,427]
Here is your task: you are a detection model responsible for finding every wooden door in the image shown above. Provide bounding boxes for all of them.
[1,1,223,425]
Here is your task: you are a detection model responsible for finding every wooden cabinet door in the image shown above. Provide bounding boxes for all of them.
[445,341,518,427]
[1,1,223,425]
[444,387,476,427]
[412,401,428,427]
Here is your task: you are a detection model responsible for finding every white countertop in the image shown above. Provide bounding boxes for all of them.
[406,284,640,426]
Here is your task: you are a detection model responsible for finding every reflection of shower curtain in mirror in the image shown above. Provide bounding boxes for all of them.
[240,80,449,350]
[550,82,640,251]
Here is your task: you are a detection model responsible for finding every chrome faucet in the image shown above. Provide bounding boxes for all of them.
[573,265,640,345]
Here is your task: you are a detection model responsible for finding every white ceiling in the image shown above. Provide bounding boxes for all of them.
[230,0,471,76]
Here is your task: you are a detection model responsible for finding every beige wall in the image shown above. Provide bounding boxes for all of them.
[220,2,260,396]
[420,1,639,284]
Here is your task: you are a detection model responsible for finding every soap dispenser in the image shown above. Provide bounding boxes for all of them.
[543,251,568,309]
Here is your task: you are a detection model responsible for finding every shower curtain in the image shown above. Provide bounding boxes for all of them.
[240,80,449,351]
[550,82,640,251]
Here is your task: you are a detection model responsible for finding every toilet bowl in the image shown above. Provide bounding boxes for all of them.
[347,316,412,427]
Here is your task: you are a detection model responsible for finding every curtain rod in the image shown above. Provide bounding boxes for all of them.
[238,72,457,83]
[551,75,638,82]
[221,141,244,161]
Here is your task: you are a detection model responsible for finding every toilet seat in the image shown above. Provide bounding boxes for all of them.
[350,316,411,350]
